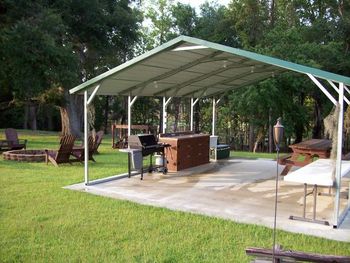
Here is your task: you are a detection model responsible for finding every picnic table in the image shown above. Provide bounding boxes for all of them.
[284,158,350,225]
[279,139,332,175]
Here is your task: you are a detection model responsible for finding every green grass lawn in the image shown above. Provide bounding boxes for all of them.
[230,150,277,159]
[0,130,349,262]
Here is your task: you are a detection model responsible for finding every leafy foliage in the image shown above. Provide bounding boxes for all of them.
[0,0,141,132]
[0,8,77,99]
[1,0,349,149]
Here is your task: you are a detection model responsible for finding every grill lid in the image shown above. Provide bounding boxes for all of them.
[128,134,158,148]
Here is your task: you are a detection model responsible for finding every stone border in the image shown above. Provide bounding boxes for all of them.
[3,150,46,162]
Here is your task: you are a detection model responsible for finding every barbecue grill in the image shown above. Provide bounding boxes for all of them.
[127,134,169,179]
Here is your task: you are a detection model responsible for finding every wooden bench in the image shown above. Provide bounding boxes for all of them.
[278,154,313,175]
[246,246,350,262]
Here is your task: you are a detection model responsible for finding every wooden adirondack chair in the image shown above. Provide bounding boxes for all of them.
[93,130,104,154]
[4,128,27,150]
[71,135,96,162]
[45,135,76,167]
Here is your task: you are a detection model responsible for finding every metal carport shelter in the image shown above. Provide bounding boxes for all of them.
[69,35,350,228]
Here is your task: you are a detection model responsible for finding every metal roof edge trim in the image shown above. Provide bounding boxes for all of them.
[179,36,350,85]
[69,35,187,94]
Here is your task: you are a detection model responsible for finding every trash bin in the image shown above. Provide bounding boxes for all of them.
[216,145,230,159]
[130,149,143,170]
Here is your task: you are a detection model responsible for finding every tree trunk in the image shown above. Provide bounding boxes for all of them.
[253,140,259,153]
[268,108,273,153]
[121,97,127,124]
[24,103,29,129]
[46,107,53,131]
[295,93,305,143]
[104,96,109,134]
[294,123,303,143]
[312,96,323,139]
[253,128,265,153]
[338,0,349,54]
[59,107,70,135]
[173,98,180,132]
[87,104,95,132]
[249,123,255,152]
[65,91,83,138]
[194,102,200,133]
[269,0,276,27]
[28,103,37,130]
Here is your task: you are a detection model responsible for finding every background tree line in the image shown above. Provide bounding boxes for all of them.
[0,0,349,152]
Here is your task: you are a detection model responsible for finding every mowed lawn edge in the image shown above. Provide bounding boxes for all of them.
[0,130,349,262]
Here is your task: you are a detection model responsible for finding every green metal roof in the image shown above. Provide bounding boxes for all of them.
[69,35,350,97]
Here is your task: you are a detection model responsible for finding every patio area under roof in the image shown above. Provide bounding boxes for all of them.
[66,159,350,242]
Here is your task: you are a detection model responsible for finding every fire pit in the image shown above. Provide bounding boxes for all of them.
[3,150,46,162]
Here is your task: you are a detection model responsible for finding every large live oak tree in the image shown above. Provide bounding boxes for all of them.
[0,0,140,136]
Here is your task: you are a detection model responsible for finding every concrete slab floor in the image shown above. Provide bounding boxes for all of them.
[66,158,350,242]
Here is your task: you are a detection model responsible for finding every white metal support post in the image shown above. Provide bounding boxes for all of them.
[83,84,101,185]
[212,97,221,136]
[84,90,89,185]
[190,98,199,131]
[128,95,138,137]
[333,82,344,227]
[162,97,172,134]
[211,97,221,161]
[212,98,216,136]
[87,84,101,105]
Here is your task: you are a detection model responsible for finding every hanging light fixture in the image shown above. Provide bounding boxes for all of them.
[154,81,158,89]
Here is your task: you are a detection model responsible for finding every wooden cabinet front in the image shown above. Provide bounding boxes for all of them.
[159,134,209,171]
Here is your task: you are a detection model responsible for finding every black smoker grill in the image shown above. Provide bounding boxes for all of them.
[128,134,169,180]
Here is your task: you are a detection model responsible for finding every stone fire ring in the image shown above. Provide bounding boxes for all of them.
[3,150,46,162]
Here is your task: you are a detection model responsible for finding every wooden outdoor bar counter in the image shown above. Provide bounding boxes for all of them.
[159,133,210,171]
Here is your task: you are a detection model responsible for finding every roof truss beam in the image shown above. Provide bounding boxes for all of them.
[119,50,223,95]
[154,59,251,96]
[181,65,276,97]
[328,80,350,105]
[206,71,284,98]
[87,84,100,105]
[307,74,337,105]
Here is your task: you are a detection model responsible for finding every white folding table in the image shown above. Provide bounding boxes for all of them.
[284,158,350,225]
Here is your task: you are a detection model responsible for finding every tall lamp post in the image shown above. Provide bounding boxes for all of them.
[272,117,284,260]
